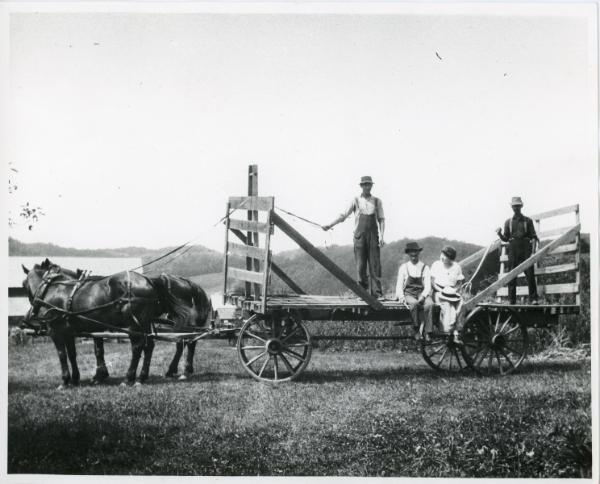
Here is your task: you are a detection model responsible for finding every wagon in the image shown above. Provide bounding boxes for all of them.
[222,166,583,382]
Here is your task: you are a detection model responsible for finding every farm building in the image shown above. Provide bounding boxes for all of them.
[8,256,143,326]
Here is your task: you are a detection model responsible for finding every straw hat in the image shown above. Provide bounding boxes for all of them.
[439,287,462,303]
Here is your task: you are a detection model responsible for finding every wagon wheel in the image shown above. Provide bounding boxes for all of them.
[237,314,312,382]
[461,307,528,376]
[421,332,472,374]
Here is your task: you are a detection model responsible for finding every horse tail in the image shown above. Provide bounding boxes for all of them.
[189,281,212,326]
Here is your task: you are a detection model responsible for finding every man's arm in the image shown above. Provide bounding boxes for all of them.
[322,199,354,231]
[420,266,431,300]
[527,217,539,241]
[377,198,385,246]
[496,218,510,242]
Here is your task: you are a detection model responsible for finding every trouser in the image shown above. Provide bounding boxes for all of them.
[507,239,538,303]
[353,230,383,297]
[433,292,462,333]
[405,294,434,332]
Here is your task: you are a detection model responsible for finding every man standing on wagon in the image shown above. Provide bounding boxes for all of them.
[321,176,386,299]
[496,196,540,305]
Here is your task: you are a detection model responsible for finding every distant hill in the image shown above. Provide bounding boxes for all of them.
[8,237,223,278]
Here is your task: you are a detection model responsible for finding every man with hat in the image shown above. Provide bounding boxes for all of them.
[395,241,433,339]
[322,176,385,299]
[496,197,539,305]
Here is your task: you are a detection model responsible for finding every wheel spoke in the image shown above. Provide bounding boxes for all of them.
[245,350,268,367]
[487,348,493,370]
[503,325,521,337]
[453,348,464,369]
[427,343,447,357]
[241,345,265,350]
[280,353,295,373]
[244,331,266,343]
[498,315,513,334]
[498,348,516,369]
[273,355,279,380]
[285,342,310,348]
[494,313,501,333]
[448,350,454,371]
[437,346,450,367]
[504,344,523,357]
[495,350,504,373]
[281,326,301,343]
[257,355,269,378]
[282,348,306,362]
[475,347,489,368]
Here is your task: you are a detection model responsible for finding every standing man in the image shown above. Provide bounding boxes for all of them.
[396,242,434,340]
[322,176,385,299]
[496,196,539,305]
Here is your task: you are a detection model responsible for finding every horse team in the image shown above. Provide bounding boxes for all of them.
[20,259,213,388]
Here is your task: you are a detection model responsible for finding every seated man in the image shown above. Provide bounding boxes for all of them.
[395,242,434,340]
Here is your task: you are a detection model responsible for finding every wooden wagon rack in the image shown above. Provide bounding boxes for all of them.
[222,165,582,381]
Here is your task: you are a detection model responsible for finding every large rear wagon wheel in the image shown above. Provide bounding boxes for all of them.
[421,332,472,374]
[237,314,312,382]
[461,307,528,376]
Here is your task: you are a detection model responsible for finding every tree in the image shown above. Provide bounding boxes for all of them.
[8,163,45,230]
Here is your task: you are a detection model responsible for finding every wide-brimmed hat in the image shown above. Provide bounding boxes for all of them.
[511,196,523,206]
[359,176,374,185]
[405,242,423,253]
[439,287,462,303]
[441,245,457,261]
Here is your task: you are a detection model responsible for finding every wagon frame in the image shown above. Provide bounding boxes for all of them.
[222,165,582,382]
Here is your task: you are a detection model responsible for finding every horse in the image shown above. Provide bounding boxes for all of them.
[21,259,210,387]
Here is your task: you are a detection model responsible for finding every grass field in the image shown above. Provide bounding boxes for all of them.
[8,339,591,477]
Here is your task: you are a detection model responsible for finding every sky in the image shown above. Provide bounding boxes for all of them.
[4,5,598,254]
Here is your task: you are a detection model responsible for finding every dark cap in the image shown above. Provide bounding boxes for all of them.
[405,242,423,253]
[359,176,374,185]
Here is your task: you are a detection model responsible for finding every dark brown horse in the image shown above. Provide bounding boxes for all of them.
[21,259,211,387]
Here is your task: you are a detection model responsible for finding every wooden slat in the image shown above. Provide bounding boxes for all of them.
[228,241,269,260]
[229,228,305,295]
[228,267,264,285]
[222,201,231,297]
[272,211,384,310]
[498,262,578,279]
[461,223,580,313]
[229,196,274,211]
[497,283,579,297]
[9,287,28,297]
[500,254,509,262]
[229,218,272,234]
[538,226,576,240]
[534,262,578,275]
[531,204,579,221]
[549,243,578,255]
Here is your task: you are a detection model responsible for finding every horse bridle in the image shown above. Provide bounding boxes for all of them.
[21,266,62,329]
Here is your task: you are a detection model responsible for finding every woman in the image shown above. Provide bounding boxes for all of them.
[430,246,464,335]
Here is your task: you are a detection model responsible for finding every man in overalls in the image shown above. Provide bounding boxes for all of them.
[395,242,434,340]
[322,176,385,299]
[496,196,539,304]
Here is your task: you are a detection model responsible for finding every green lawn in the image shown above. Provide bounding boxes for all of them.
[8,339,591,477]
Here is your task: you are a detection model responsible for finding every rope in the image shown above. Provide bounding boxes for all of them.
[274,206,332,249]
[461,239,498,295]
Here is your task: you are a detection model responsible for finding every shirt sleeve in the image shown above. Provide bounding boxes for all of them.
[376,198,385,220]
[332,199,356,224]
[421,265,431,298]
[395,264,406,299]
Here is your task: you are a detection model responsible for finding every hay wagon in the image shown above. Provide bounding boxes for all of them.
[222,166,582,382]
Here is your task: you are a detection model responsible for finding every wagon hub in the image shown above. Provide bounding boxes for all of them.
[266,338,283,355]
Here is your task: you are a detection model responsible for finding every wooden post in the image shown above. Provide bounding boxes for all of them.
[271,211,385,310]
[261,210,273,312]
[222,201,231,302]
[574,205,581,307]
[246,165,260,299]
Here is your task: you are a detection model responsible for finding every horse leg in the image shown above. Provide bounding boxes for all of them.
[138,337,155,383]
[50,331,71,388]
[65,335,80,386]
[125,335,144,384]
[92,337,110,383]
[183,340,197,378]
[165,341,184,377]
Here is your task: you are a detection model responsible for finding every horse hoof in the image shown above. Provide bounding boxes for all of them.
[134,381,143,387]
[178,374,188,381]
